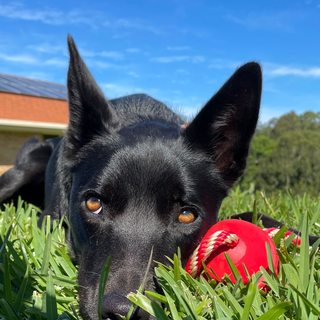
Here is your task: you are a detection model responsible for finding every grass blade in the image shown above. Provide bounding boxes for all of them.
[260,267,280,297]
[141,246,154,292]
[98,255,111,320]
[0,224,12,255]
[252,199,258,225]
[13,266,29,311]
[265,242,276,275]
[151,301,170,320]
[127,291,155,317]
[257,302,293,320]
[173,254,181,282]
[222,288,243,316]
[163,291,181,320]
[272,225,289,247]
[240,282,257,320]
[41,232,52,275]
[299,212,309,293]
[282,263,303,289]
[224,252,244,288]
[286,189,300,222]
[46,274,58,320]
[289,284,320,316]
[4,253,13,305]
[145,291,168,304]
[0,298,21,320]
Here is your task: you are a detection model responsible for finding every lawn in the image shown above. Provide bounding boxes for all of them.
[1,186,320,319]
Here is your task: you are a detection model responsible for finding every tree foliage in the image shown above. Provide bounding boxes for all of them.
[239,111,320,196]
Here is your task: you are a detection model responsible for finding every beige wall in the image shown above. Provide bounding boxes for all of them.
[0,131,42,165]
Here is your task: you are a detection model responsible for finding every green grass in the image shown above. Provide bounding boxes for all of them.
[0,200,79,320]
[1,187,320,319]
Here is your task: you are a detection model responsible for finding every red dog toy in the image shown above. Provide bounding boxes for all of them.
[186,220,281,287]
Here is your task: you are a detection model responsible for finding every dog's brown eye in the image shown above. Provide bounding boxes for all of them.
[86,197,102,214]
[178,210,196,224]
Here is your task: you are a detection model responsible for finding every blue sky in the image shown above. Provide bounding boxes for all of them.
[0,0,319,123]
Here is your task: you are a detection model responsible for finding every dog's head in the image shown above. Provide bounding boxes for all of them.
[62,35,261,320]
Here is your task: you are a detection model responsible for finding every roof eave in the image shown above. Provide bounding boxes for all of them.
[0,118,67,135]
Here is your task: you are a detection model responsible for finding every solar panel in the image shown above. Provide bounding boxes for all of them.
[0,73,67,100]
[0,82,21,94]
[0,75,46,96]
[15,77,67,98]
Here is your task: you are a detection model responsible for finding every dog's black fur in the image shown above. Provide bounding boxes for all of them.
[0,35,318,320]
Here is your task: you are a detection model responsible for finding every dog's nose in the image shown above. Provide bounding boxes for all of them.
[100,292,150,320]
[100,292,130,319]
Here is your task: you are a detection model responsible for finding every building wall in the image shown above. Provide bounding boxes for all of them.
[0,92,68,123]
[0,131,42,165]
[0,92,67,166]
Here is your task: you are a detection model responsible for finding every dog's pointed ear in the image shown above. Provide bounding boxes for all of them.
[65,35,119,154]
[183,62,262,189]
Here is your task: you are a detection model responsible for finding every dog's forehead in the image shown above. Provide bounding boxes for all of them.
[75,136,193,197]
[119,120,182,141]
[93,121,186,183]
[102,139,187,185]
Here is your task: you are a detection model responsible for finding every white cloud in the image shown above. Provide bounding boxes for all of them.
[101,83,160,99]
[66,9,104,27]
[28,44,125,65]
[151,56,205,63]
[27,44,67,55]
[126,48,140,53]
[104,18,164,35]
[80,48,123,60]
[0,52,67,67]
[225,11,301,32]
[0,4,62,24]
[0,53,38,64]
[101,83,145,98]
[171,79,189,85]
[0,3,100,27]
[100,51,123,60]
[263,62,320,78]
[87,60,123,69]
[0,3,202,37]
[209,58,241,69]
[167,46,190,51]
[45,58,68,67]
[266,66,320,78]
[176,69,190,75]
[128,72,140,78]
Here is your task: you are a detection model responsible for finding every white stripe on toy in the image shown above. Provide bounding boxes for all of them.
[187,230,239,277]
[263,228,301,246]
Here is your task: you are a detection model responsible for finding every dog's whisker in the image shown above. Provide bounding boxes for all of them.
[77,285,90,290]
[81,271,101,276]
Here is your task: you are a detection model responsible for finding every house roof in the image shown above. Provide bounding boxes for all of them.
[0,73,67,100]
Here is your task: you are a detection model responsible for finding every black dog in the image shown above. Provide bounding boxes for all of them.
[0,35,317,320]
